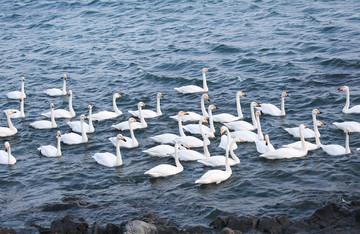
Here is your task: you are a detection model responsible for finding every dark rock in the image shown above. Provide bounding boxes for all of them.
[157,225,179,234]
[210,216,228,229]
[140,213,170,226]
[0,227,16,234]
[121,219,157,234]
[226,215,257,232]
[42,203,76,212]
[91,221,121,234]
[220,227,242,234]
[181,225,206,233]
[50,215,89,233]
[355,209,360,222]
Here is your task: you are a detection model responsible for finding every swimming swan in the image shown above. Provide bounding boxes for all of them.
[339,86,360,114]
[143,144,188,157]
[333,121,360,133]
[61,115,88,145]
[30,103,57,129]
[112,102,147,130]
[254,111,275,153]
[44,74,67,96]
[321,129,351,156]
[258,92,288,116]
[42,90,76,118]
[285,109,323,138]
[92,134,127,167]
[144,143,184,178]
[0,142,16,165]
[0,111,18,137]
[92,93,123,121]
[218,126,238,150]
[6,77,26,99]
[129,93,164,118]
[38,131,62,157]
[170,93,210,122]
[109,118,138,148]
[5,97,25,118]
[224,102,260,131]
[212,91,246,123]
[174,68,210,94]
[67,105,95,133]
[183,116,212,135]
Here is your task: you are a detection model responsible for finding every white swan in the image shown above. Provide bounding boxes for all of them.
[5,97,25,118]
[67,105,95,133]
[0,142,16,165]
[197,135,241,167]
[339,86,360,114]
[174,68,210,94]
[144,143,184,178]
[176,115,212,148]
[230,127,258,142]
[218,126,238,150]
[44,74,67,96]
[258,92,288,116]
[129,93,164,118]
[321,129,351,156]
[42,90,76,118]
[6,77,26,99]
[183,117,212,135]
[224,102,260,131]
[169,93,210,122]
[37,132,62,157]
[112,102,147,130]
[61,115,88,145]
[212,91,246,123]
[176,133,215,161]
[92,134,127,167]
[92,93,123,121]
[285,109,323,138]
[109,118,138,148]
[143,144,188,157]
[254,111,275,153]
[195,137,242,184]
[0,111,18,137]
[333,121,360,133]
[260,124,308,159]
[30,103,57,129]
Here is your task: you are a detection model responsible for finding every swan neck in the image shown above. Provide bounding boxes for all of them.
[225,145,232,172]
[129,122,138,146]
[174,144,183,169]
[201,95,209,117]
[7,146,12,163]
[7,113,16,131]
[250,104,257,128]
[203,136,210,157]
[21,80,25,97]
[57,136,62,156]
[116,139,123,166]
[113,95,121,114]
[343,89,350,112]
[20,98,25,117]
[62,78,67,95]
[69,94,75,117]
[88,108,94,132]
[81,118,88,142]
[208,108,215,132]
[345,132,350,154]
[156,96,162,115]
[51,108,57,128]
[256,114,264,140]
[299,127,307,152]
[236,94,243,118]
[202,71,208,92]
[229,140,240,163]
[281,95,286,116]
[178,115,186,137]
[138,105,147,127]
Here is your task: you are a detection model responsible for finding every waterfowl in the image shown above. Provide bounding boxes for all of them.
[38,132,62,157]
[333,121,360,133]
[224,102,260,131]
[5,97,25,118]
[92,93,122,121]
[42,90,76,118]
[321,129,351,156]
[6,77,26,99]
[258,92,288,116]
[174,68,210,94]
[44,74,67,96]
[67,105,95,133]
[218,126,238,150]
[0,111,18,137]
[112,102,147,130]
[285,109,323,138]
[254,111,275,153]
[30,103,57,129]
[61,115,88,145]
[92,134,127,167]
[109,118,138,148]
[338,86,360,114]
[212,91,246,122]
[170,94,210,122]
[129,93,164,118]
[0,142,16,165]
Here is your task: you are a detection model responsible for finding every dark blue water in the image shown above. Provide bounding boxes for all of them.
[1,0,360,232]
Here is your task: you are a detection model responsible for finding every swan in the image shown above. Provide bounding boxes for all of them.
[254,111,275,153]
[224,102,260,131]
[44,74,67,96]
[183,117,212,135]
[258,92,288,116]
[169,93,210,122]
[0,111,18,137]
[176,115,212,148]
[333,121,360,133]
[285,109,323,138]
[176,133,215,161]
[212,91,246,123]
[143,144,188,157]
[109,118,138,148]
[129,93,164,118]
[218,126,238,150]
[92,93,123,121]
[230,127,258,142]
[144,143,184,178]
[61,115,88,145]
[6,77,26,99]
[321,129,351,156]
[0,142,16,165]
[30,103,57,129]
[195,137,242,184]
[260,124,308,159]
[112,102,147,130]
[197,135,241,167]
[37,132,62,157]
[92,134,127,167]
[174,68,210,94]
[42,90,76,118]
[339,86,360,114]
[67,105,95,133]
[4,97,25,118]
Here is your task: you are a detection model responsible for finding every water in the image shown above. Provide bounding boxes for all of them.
[0,0,360,232]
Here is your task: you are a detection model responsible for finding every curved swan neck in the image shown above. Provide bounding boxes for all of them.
[299,126,307,152]
[345,132,350,154]
[88,107,94,132]
[201,95,209,117]
[69,93,75,117]
[178,114,186,137]
[250,103,257,128]
[21,79,25,97]
[343,88,350,113]
[116,138,123,166]
[138,105,147,127]
[62,77,67,95]
[312,113,320,137]
[57,136,62,156]
[7,113,16,131]
[129,121,138,146]
[202,70,208,92]
[281,95,286,116]
[229,139,240,163]
[51,107,57,128]
[113,95,122,114]
[156,95,162,115]
[225,144,232,173]
[81,118,88,142]
[20,98,25,117]
[203,135,210,157]
[256,113,264,140]
[208,107,215,132]
[174,144,183,169]
[236,94,244,118]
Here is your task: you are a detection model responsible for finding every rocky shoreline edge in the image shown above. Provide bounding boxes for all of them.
[1,201,360,233]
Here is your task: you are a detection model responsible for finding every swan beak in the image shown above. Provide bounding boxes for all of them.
[259,111,262,116]
[183,112,189,115]
[160,94,164,98]
[83,116,87,120]
[220,129,224,135]
[346,129,350,134]
[51,103,54,108]
[22,77,25,81]
[339,87,344,91]
[121,136,127,142]
[213,105,217,109]
[19,97,23,102]
[319,121,325,126]
[88,105,92,109]
[10,110,16,114]
[142,103,146,106]
[57,132,61,136]
[284,92,288,97]
[133,118,137,122]
[241,92,246,97]
[187,145,191,149]
[5,145,8,152]
[304,125,307,128]
[204,119,208,124]
[117,94,123,98]
[316,109,320,114]
[205,68,210,72]
[63,74,67,79]
[238,139,243,143]
[68,91,72,95]
[206,95,210,102]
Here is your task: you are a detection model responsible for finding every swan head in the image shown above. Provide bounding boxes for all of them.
[237,91,246,97]
[5,110,16,116]
[346,128,350,135]
[88,105,92,110]
[21,77,25,82]
[201,93,210,102]
[282,92,288,97]
[339,86,349,91]
[299,124,307,130]
[256,110,262,116]
[81,115,87,120]
[50,103,54,109]
[312,109,321,115]
[114,93,122,98]
[265,134,270,144]
[117,134,127,142]
[317,121,325,126]
[57,131,61,138]
[68,90,72,96]
[63,74,67,80]
[202,68,210,73]
[251,102,260,107]
[5,142,10,152]
[157,93,164,99]
[138,102,146,107]
[129,118,137,123]
[178,111,188,117]
[19,97,23,102]
[232,137,243,144]
[220,126,228,135]
[208,105,217,111]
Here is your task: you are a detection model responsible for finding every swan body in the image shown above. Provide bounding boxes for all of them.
[260,124,308,159]
[143,145,177,157]
[183,118,212,135]
[129,93,164,118]
[67,105,95,133]
[4,97,25,118]
[339,86,360,114]
[6,77,26,99]
[212,91,246,123]
[258,92,288,116]
[170,94,210,122]
[333,121,360,133]
[176,116,212,148]
[30,103,57,129]
[174,68,209,94]
[230,130,258,142]
[92,93,122,121]
[42,90,76,118]
[61,115,88,145]
[195,137,241,184]
[0,111,18,137]
[38,132,62,157]
[109,118,138,148]
[285,109,323,138]
[218,126,238,150]
[224,102,260,131]
[92,134,126,167]
[44,74,67,96]
[321,129,351,156]
[112,102,147,130]
[0,142,16,165]
[256,135,275,154]
[144,143,184,178]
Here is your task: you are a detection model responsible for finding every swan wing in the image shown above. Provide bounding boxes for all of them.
[129,110,158,118]
[224,120,256,131]
[230,130,258,142]
[177,150,207,161]
[92,152,117,167]
[38,145,58,157]
[333,121,360,132]
[144,164,182,177]
[30,120,53,129]
[344,105,360,114]
[260,147,306,159]
[174,85,205,94]
[61,133,83,145]
[143,145,175,157]
[212,113,239,123]
[176,136,206,148]
[183,124,211,135]
[0,127,17,137]
[195,170,231,184]
[44,88,63,96]
[92,111,119,121]
[321,144,346,156]
[170,112,203,122]
[257,104,281,116]
[283,141,318,151]
[67,121,91,133]
[150,133,179,144]
[218,135,238,150]
[6,91,22,99]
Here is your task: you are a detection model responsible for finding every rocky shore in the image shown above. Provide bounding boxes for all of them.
[1,201,360,233]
